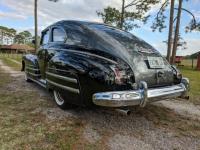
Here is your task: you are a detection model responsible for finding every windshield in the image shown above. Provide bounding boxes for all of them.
[88,24,158,54]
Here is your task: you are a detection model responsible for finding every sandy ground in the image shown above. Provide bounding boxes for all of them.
[0,59,200,150]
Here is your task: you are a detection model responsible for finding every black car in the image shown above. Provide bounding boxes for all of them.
[22,20,189,110]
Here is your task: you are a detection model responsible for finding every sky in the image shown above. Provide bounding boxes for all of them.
[0,0,200,56]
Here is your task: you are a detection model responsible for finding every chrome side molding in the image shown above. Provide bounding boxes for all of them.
[26,71,41,77]
[26,66,40,71]
[47,79,80,94]
[46,72,77,84]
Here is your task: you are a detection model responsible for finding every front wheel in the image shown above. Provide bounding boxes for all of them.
[53,90,73,109]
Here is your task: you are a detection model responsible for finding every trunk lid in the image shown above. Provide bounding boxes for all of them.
[127,52,174,88]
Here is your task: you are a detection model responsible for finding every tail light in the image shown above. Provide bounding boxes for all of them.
[110,65,130,85]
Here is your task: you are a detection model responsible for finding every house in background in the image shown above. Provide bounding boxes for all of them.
[175,56,184,66]
[0,44,35,54]
[188,51,200,70]
[197,52,200,70]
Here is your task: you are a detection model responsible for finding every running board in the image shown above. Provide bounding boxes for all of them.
[30,78,46,88]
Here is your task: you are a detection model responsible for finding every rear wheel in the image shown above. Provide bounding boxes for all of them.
[53,90,73,109]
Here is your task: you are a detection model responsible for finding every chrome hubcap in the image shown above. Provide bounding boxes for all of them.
[54,90,64,105]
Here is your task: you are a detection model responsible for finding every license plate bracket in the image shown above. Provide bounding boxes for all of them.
[147,57,164,69]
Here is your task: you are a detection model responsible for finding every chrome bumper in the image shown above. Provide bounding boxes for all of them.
[92,78,190,107]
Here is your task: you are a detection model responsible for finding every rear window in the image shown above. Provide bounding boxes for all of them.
[64,24,89,48]
[88,24,158,53]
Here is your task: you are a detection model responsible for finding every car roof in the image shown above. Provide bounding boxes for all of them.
[42,20,105,32]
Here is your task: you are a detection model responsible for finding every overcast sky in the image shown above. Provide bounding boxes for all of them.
[0,0,200,56]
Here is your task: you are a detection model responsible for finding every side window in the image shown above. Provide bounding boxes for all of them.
[41,30,49,45]
[52,28,66,42]
[66,29,88,46]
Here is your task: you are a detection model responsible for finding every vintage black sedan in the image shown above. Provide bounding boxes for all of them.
[22,20,189,110]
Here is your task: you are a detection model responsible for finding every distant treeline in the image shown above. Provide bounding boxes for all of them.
[0,26,39,47]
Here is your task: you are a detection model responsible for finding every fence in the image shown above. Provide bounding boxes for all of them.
[180,59,197,69]
[0,52,24,59]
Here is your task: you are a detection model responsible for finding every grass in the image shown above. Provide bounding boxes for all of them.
[0,69,12,89]
[178,59,200,105]
[0,56,21,71]
[0,68,105,149]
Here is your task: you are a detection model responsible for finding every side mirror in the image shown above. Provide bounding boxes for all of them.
[32,40,35,44]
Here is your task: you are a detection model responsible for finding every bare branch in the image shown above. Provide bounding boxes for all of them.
[124,0,140,9]
[174,7,197,28]
[155,0,169,21]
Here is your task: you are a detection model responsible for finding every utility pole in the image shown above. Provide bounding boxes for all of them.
[34,0,38,52]
[171,0,183,64]
[120,0,125,29]
[167,0,175,62]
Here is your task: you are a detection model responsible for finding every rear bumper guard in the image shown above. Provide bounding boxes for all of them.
[92,78,190,107]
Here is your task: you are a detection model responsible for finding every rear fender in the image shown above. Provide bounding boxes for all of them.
[48,53,116,106]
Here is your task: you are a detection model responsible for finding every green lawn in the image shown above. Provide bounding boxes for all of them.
[178,66,200,104]
[178,59,200,105]
[0,54,22,71]
[0,53,22,62]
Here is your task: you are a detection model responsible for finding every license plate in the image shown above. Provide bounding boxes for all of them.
[147,57,164,68]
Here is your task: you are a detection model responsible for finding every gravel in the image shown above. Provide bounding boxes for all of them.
[155,100,200,121]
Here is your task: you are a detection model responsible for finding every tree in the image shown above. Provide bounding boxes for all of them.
[97,0,159,31]
[14,34,25,44]
[167,0,175,62]
[152,0,199,64]
[0,26,16,45]
[14,31,32,44]
[171,0,182,64]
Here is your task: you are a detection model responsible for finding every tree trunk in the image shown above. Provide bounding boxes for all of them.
[171,0,182,64]
[0,30,3,45]
[167,0,175,62]
[120,0,125,29]
[34,0,38,52]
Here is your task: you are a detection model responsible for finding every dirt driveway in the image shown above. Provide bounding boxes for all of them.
[0,60,200,150]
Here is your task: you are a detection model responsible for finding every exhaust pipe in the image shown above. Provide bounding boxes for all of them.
[115,108,131,116]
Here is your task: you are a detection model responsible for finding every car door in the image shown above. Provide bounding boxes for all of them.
[37,29,50,79]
